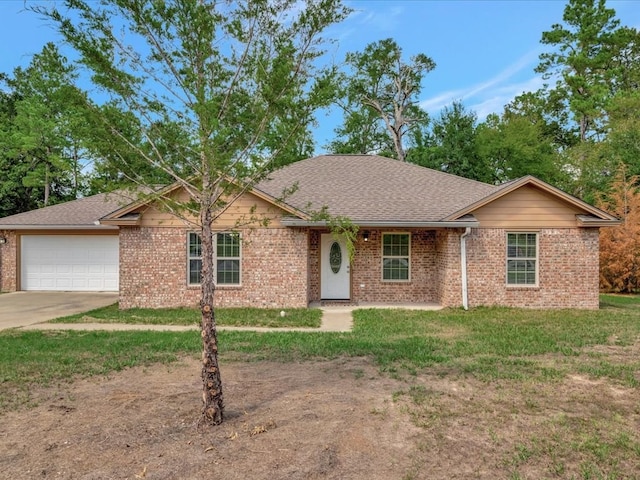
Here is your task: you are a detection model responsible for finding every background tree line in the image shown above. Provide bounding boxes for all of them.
[0,0,639,290]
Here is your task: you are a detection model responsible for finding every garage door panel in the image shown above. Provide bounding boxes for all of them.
[21,235,119,292]
[57,265,72,274]
[38,278,56,289]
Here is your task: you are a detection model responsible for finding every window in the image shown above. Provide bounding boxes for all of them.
[382,233,410,281]
[216,233,241,285]
[188,232,241,286]
[506,233,537,286]
[188,232,202,285]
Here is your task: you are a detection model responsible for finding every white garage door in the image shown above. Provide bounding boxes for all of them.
[21,235,119,291]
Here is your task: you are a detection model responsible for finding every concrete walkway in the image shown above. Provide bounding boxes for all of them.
[19,305,355,333]
[18,303,441,334]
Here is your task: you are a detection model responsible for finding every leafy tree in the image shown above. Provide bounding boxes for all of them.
[476,114,558,184]
[0,87,40,216]
[475,92,570,187]
[506,90,579,151]
[532,0,640,200]
[602,92,640,176]
[84,103,186,194]
[420,101,492,182]
[571,91,640,202]
[35,0,349,426]
[536,0,638,142]
[330,38,434,161]
[0,43,88,212]
[597,165,640,292]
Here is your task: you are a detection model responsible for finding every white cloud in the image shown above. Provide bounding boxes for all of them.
[420,48,544,119]
[468,76,546,119]
[420,88,469,112]
[347,2,405,32]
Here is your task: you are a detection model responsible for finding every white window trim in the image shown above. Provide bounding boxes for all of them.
[381,232,411,282]
[506,232,539,287]
[187,232,242,287]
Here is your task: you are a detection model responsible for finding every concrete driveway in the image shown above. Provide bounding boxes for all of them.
[0,292,118,330]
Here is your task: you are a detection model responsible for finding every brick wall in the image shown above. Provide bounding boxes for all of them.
[119,226,309,309]
[308,230,320,302]
[350,229,437,303]
[0,230,17,292]
[466,228,600,309]
[435,229,463,307]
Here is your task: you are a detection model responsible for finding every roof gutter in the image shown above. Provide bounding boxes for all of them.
[280,218,480,228]
[460,227,472,311]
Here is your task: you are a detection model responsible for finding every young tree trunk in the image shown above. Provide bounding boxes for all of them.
[199,186,224,425]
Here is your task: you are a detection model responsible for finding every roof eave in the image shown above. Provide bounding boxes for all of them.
[281,218,480,228]
[0,224,119,231]
[99,212,142,226]
[99,218,141,227]
[576,215,622,227]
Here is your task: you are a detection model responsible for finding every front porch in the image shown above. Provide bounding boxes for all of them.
[308,228,464,308]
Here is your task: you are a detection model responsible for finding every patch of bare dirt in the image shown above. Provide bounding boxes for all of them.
[1,354,639,479]
[0,358,421,480]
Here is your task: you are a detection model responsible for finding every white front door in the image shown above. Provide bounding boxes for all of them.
[321,234,350,300]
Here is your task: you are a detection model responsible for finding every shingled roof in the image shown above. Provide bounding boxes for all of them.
[0,192,130,229]
[256,154,499,223]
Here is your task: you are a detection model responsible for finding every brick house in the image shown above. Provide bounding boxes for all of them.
[0,154,619,309]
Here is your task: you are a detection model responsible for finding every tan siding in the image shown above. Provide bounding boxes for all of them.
[137,191,287,228]
[472,185,583,228]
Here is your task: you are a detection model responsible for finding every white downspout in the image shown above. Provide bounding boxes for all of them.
[460,227,471,310]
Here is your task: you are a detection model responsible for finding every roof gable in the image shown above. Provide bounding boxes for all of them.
[444,175,620,225]
[100,180,308,226]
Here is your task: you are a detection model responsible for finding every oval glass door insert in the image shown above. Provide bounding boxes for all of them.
[329,242,342,274]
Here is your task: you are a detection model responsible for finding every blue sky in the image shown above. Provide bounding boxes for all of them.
[2,0,640,151]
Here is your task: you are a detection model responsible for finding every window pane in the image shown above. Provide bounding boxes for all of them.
[217,259,240,284]
[189,259,202,285]
[383,234,409,256]
[189,233,202,257]
[217,233,240,258]
[507,255,536,285]
[383,258,409,280]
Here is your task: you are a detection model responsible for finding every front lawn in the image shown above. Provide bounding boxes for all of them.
[5,300,640,400]
[3,298,640,478]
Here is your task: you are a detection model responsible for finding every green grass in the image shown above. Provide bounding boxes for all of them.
[51,303,322,328]
[0,329,200,411]
[7,303,640,387]
[215,306,640,381]
[600,293,640,310]
[4,299,640,477]
[4,297,640,411]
